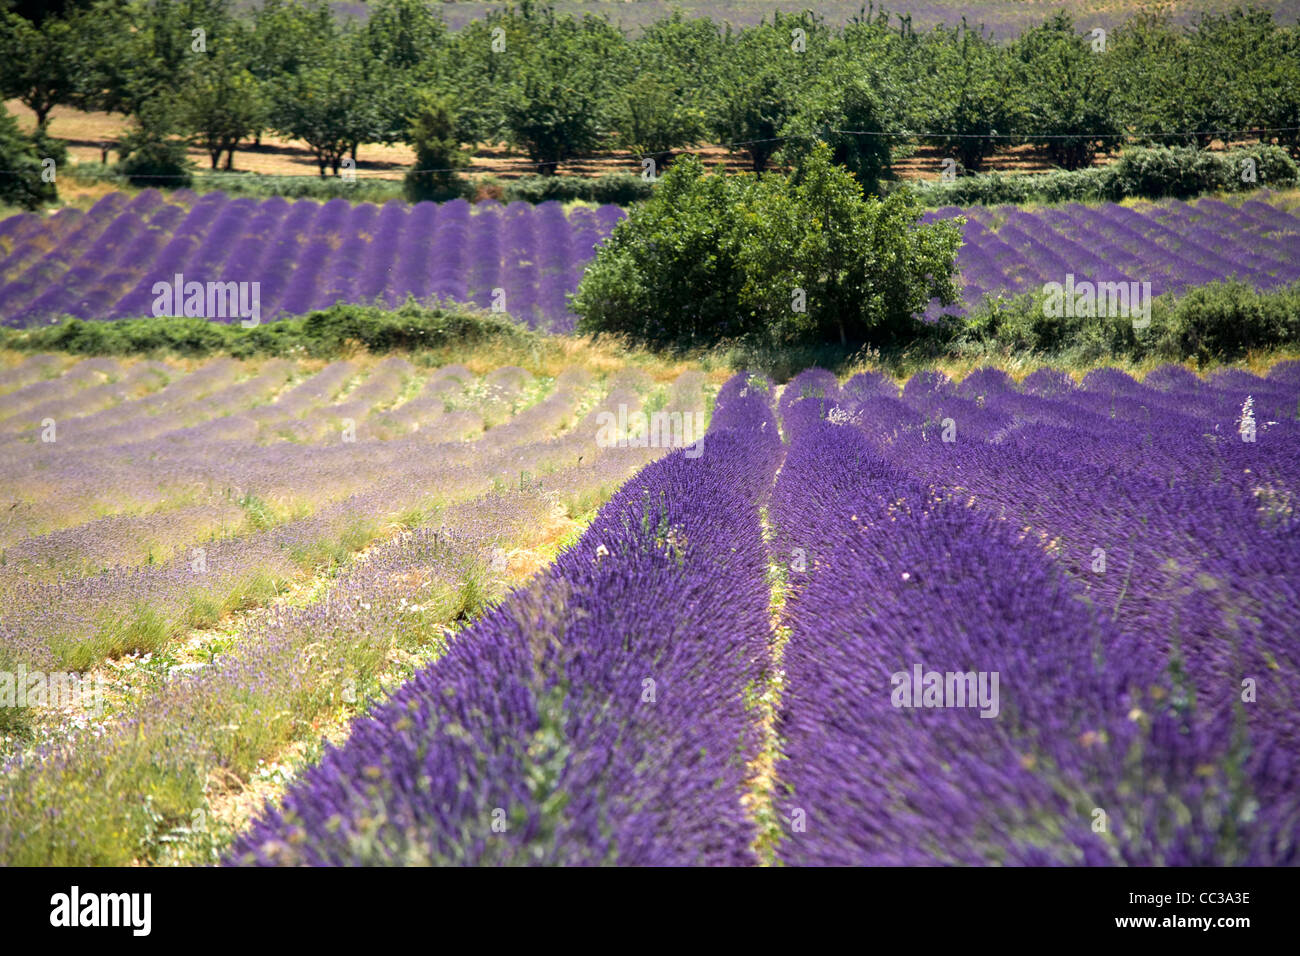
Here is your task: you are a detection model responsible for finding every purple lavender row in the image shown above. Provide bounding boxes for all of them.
[770,392,1296,864]
[834,369,1300,857]
[227,372,778,865]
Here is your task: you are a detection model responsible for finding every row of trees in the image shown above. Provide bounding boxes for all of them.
[2,1,1300,188]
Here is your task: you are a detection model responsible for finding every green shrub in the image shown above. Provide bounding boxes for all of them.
[115,117,194,189]
[907,145,1300,207]
[403,91,473,204]
[956,280,1300,364]
[503,173,653,205]
[574,143,963,349]
[0,105,56,209]
[0,300,535,359]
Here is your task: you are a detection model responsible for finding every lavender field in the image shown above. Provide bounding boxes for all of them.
[1,349,1298,866]
[0,193,626,332]
[219,362,1300,865]
[3,191,1299,332]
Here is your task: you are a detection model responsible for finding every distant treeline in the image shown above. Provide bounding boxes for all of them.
[2,0,1300,206]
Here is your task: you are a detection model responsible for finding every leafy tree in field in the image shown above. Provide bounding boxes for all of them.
[574,144,962,349]
[573,154,750,346]
[709,13,827,173]
[0,104,57,209]
[176,47,266,169]
[269,34,378,176]
[115,96,194,187]
[502,54,601,174]
[403,90,471,202]
[616,11,721,165]
[739,144,963,345]
[0,10,85,128]
[1256,24,1300,155]
[611,73,705,166]
[362,0,448,146]
[1011,13,1122,170]
[780,71,901,194]
[912,21,1015,172]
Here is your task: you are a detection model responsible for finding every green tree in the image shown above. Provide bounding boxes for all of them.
[573,154,750,347]
[501,42,603,174]
[574,144,962,349]
[176,48,266,169]
[912,21,1016,172]
[403,90,471,202]
[268,35,376,177]
[1012,13,1123,169]
[612,73,705,166]
[739,143,962,344]
[0,104,57,209]
[0,10,85,128]
[780,73,900,194]
[115,95,194,187]
[709,14,827,173]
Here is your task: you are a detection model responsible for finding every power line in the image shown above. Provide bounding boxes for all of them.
[1,125,1296,180]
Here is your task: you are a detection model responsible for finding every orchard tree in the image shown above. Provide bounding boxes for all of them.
[780,71,902,193]
[0,10,86,128]
[709,13,828,173]
[177,48,266,169]
[912,20,1016,172]
[269,34,380,176]
[1012,13,1122,169]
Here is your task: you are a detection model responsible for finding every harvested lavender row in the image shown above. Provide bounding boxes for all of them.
[227,372,777,865]
[0,368,637,670]
[770,399,1296,865]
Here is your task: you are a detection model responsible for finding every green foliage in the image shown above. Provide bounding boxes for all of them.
[738,144,963,345]
[573,153,750,347]
[403,90,473,203]
[0,104,56,209]
[957,280,1300,364]
[1011,13,1122,170]
[709,13,827,173]
[574,144,962,349]
[176,48,267,171]
[0,9,87,127]
[500,24,611,174]
[0,301,536,359]
[911,20,1016,173]
[906,145,1299,206]
[502,173,652,204]
[781,75,899,194]
[114,98,195,188]
[611,73,705,163]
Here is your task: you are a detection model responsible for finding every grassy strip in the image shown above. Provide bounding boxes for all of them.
[0,301,534,360]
